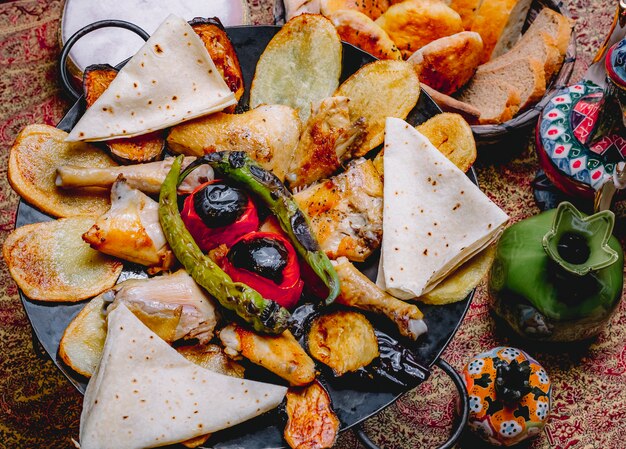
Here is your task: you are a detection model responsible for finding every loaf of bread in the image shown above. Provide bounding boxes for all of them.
[470,0,533,62]
[407,31,483,95]
[320,0,390,19]
[375,0,464,58]
[449,0,483,28]
[329,9,402,60]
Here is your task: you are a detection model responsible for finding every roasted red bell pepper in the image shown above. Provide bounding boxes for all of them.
[222,232,304,309]
[181,180,258,252]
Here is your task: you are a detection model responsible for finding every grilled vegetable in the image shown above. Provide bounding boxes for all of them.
[307,310,379,376]
[223,232,304,310]
[159,156,291,334]
[181,180,259,251]
[83,64,164,163]
[190,17,244,110]
[180,151,340,305]
[284,381,339,449]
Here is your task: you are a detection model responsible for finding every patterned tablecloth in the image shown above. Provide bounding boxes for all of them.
[0,0,623,448]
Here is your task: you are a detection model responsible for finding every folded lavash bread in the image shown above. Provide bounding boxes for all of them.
[79,304,286,449]
[67,14,236,142]
[376,117,509,300]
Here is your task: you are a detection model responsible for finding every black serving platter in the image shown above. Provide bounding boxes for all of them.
[17,25,474,449]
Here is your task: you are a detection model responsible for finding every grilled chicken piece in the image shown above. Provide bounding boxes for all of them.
[219,324,316,386]
[294,158,383,262]
[332,257,427,340]
[105,270,219,344]
[55,156,213,195]
[167,105,302,181]
[286,96,366,189]
[83,178,173,273]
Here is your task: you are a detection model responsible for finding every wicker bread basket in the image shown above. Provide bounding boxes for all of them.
[471,0,577,148]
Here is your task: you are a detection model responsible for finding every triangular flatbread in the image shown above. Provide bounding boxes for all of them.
[79,304,286,449]
[376,117,509,299]
[67,14,236,142]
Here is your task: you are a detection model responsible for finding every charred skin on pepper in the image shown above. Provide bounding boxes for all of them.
[179,151,340,305]
[158,155,291,334]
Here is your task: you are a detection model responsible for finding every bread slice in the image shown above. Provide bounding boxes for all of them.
[528,8,572,56]
[457,56,545,123]
[407,31,483,95]
[471,0,533,62]
[456,83,520,124]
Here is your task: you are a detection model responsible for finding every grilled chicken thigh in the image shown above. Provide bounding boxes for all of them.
[104,270,219,344]
[167,105,301,181]
[286,96,366,189]
[294,158,383,262]
[219,323,316,386]
[83,178,173,273]
[55,156,212,195]
[332,257,427,340]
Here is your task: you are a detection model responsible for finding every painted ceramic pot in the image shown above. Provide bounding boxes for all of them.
[536,38,626,199]
[490,202,623,342]
[463,347,551,446]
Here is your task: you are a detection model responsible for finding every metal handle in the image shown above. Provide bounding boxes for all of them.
[355,358,469,449]
[59,20,150,101]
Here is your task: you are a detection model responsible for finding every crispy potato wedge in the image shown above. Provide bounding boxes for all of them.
[177,344,245,378]
[321,0,390,20]
[328,10,402,60]
[59,293,106,377]
[375,0,463,58]
[419,245,496,305]
[167,105,301,181]
[250,14,341,123]
[8,124,117,218]
[334,60,419,155]
[307,310,379,376]
[373,112,477,175]
[83,65,164,163]
[284,381,340,449]
[416,112,477,172]
[3,218,123,302]
[190,17,245,108]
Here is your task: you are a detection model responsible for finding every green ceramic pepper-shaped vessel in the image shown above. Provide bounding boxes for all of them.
[489,202,624,342]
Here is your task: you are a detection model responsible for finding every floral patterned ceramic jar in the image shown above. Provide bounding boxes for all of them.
[463,347,551,446]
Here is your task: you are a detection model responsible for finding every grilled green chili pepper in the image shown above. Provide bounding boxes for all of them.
[159,155,291,334]
[180,151,340,305]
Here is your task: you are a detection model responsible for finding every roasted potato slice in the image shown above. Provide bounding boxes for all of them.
[375,0,463,58]
[328,10,401,60]
[284,381,340,449]
[419,245,497,305]
[416,112,477,172]
[8,124,116,218]
[177,344,245,378]
[321,0,390,20]
[373,112,477,175]
[83,65,164,163]
[334,60,419,155]
[3,218,123,302]
[59,293,106,377]
[307,310,379,376]
[190,17,245,108]
[167,105,301,181]
[250,14,342,123]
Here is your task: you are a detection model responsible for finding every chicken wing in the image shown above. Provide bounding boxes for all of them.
[219,323,316,386]
[166,105,301,181]
[294,158,383,262]
[83,178,173,273]
[55,156,213,195]
[332,257,427,340]
[285,96,366,189]
[105,270,219,344]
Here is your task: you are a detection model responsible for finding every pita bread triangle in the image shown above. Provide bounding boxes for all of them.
[79,304,287,449]
[67,14,236,142]
[376,117,509,299]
